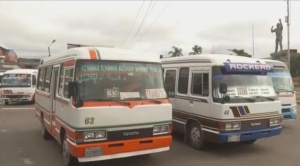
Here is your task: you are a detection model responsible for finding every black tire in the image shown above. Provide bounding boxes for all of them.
[4,100,8,105]
[243,139,257,145]
[62,133,78,166]
[41,116,51,140]
[187,121,206,150]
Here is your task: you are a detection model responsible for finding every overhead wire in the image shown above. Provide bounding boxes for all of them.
[131,0,158,46]
[122,1,145,48]
[133,0,171,46]
[128,0,153,48]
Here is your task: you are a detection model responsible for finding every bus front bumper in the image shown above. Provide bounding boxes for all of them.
[202,126,282,143]
[1,95,34,102]
[282,107,297,120]
[67,135,172,163]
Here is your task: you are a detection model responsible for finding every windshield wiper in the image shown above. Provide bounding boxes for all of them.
[122,97,164,104]
[145,99,164,104]
[232,96,256,102]
[275,89,294,94]
[255,96,275,101]
[85,99,131,106]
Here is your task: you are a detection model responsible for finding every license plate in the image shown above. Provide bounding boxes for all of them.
[228,134,240,142]
[85,147,102,157]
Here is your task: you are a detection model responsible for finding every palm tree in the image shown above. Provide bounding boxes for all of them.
[228,49,252,57]
[189,45,202,55]
[168,46,183,57]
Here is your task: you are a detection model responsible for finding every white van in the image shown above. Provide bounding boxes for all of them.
[161,54,282,149]
[0,69,38,105]
[263,59,297,120]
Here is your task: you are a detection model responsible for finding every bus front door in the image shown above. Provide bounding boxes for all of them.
[50,66,59,137]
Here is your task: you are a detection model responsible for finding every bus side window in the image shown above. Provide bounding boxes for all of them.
[178,68,189,94]
[32,75,37,86]
[37,68,46,91]
[191,73,203,95]
[45,66,53,93]
[191,73,209,97]
[165,70,176,97]
[203,73,209,96]
[63,67,74,99]
[58,63,65,96]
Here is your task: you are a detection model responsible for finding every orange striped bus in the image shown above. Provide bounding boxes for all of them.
[35,47,172,166]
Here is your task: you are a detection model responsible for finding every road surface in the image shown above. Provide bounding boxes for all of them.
[0,103,299,166]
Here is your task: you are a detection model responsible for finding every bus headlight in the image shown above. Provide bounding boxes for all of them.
[84,132,95,140]
[83,131,107,142]
[95,131,106,139]
[153,124,171,135]
[225,122,241,131]
[270,118,280,126]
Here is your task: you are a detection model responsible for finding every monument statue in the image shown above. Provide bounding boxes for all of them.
[271,19,283,53]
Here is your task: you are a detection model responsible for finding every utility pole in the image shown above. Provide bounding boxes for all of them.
[287,0,291,71]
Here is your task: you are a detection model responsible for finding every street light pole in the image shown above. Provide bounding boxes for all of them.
[48,39,56,57]
[252,24,255,58]
[287,0,291,71]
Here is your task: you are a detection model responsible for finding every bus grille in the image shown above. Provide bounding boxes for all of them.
[241,119,269,131]
[7,95,23,99]
[107,128,153,141]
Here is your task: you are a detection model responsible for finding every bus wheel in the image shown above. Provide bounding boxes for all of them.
[4,100,8,105]
[187,122,206,150]
[41,117,51,140]
[62,133,77,166]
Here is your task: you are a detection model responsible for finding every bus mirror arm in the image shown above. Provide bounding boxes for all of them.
[219,83,230,104]
[68,81,78,98]
[219,83,228,94]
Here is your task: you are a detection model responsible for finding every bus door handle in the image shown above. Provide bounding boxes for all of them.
[189,100,193,107]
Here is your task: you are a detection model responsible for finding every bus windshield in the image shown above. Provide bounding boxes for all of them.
[212,66,276,103]
[75,60,167,101]
[1,73,32,87]
[268,68,294,92]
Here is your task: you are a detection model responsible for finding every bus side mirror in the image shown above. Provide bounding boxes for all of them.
[68,81,78,98]
[219,83,228,94]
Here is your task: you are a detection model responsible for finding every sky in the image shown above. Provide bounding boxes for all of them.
[0,0,299,59]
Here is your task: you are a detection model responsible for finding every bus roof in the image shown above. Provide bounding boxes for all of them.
[4,69,38,74]
[161,54,267,65]
[262,59,288,69]
[41,47,161,65]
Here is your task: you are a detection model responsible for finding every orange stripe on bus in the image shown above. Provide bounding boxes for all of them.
[68,135,172,158]
[88,48,98,60]
[64,60,75,67]
[82,99,169,108]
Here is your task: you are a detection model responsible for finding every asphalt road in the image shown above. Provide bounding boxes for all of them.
[0,103,299,166]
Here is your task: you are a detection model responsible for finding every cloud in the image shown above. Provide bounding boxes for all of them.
[0,1,300,60]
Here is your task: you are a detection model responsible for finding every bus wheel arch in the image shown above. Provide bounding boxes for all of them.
[186,119,206,150]
[60,128,77,166]
[60,127,66,145]
[40,113,51,140]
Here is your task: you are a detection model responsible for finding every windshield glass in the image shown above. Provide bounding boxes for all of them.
[1,73,32,87]
[75,60,167,101]
[268,68,294,92]
[212,66,276,103]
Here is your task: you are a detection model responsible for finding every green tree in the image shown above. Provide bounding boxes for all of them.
[189,45,202,55]
[168,46,183,57]
[228,49,252,58]
[290,53,300,77]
